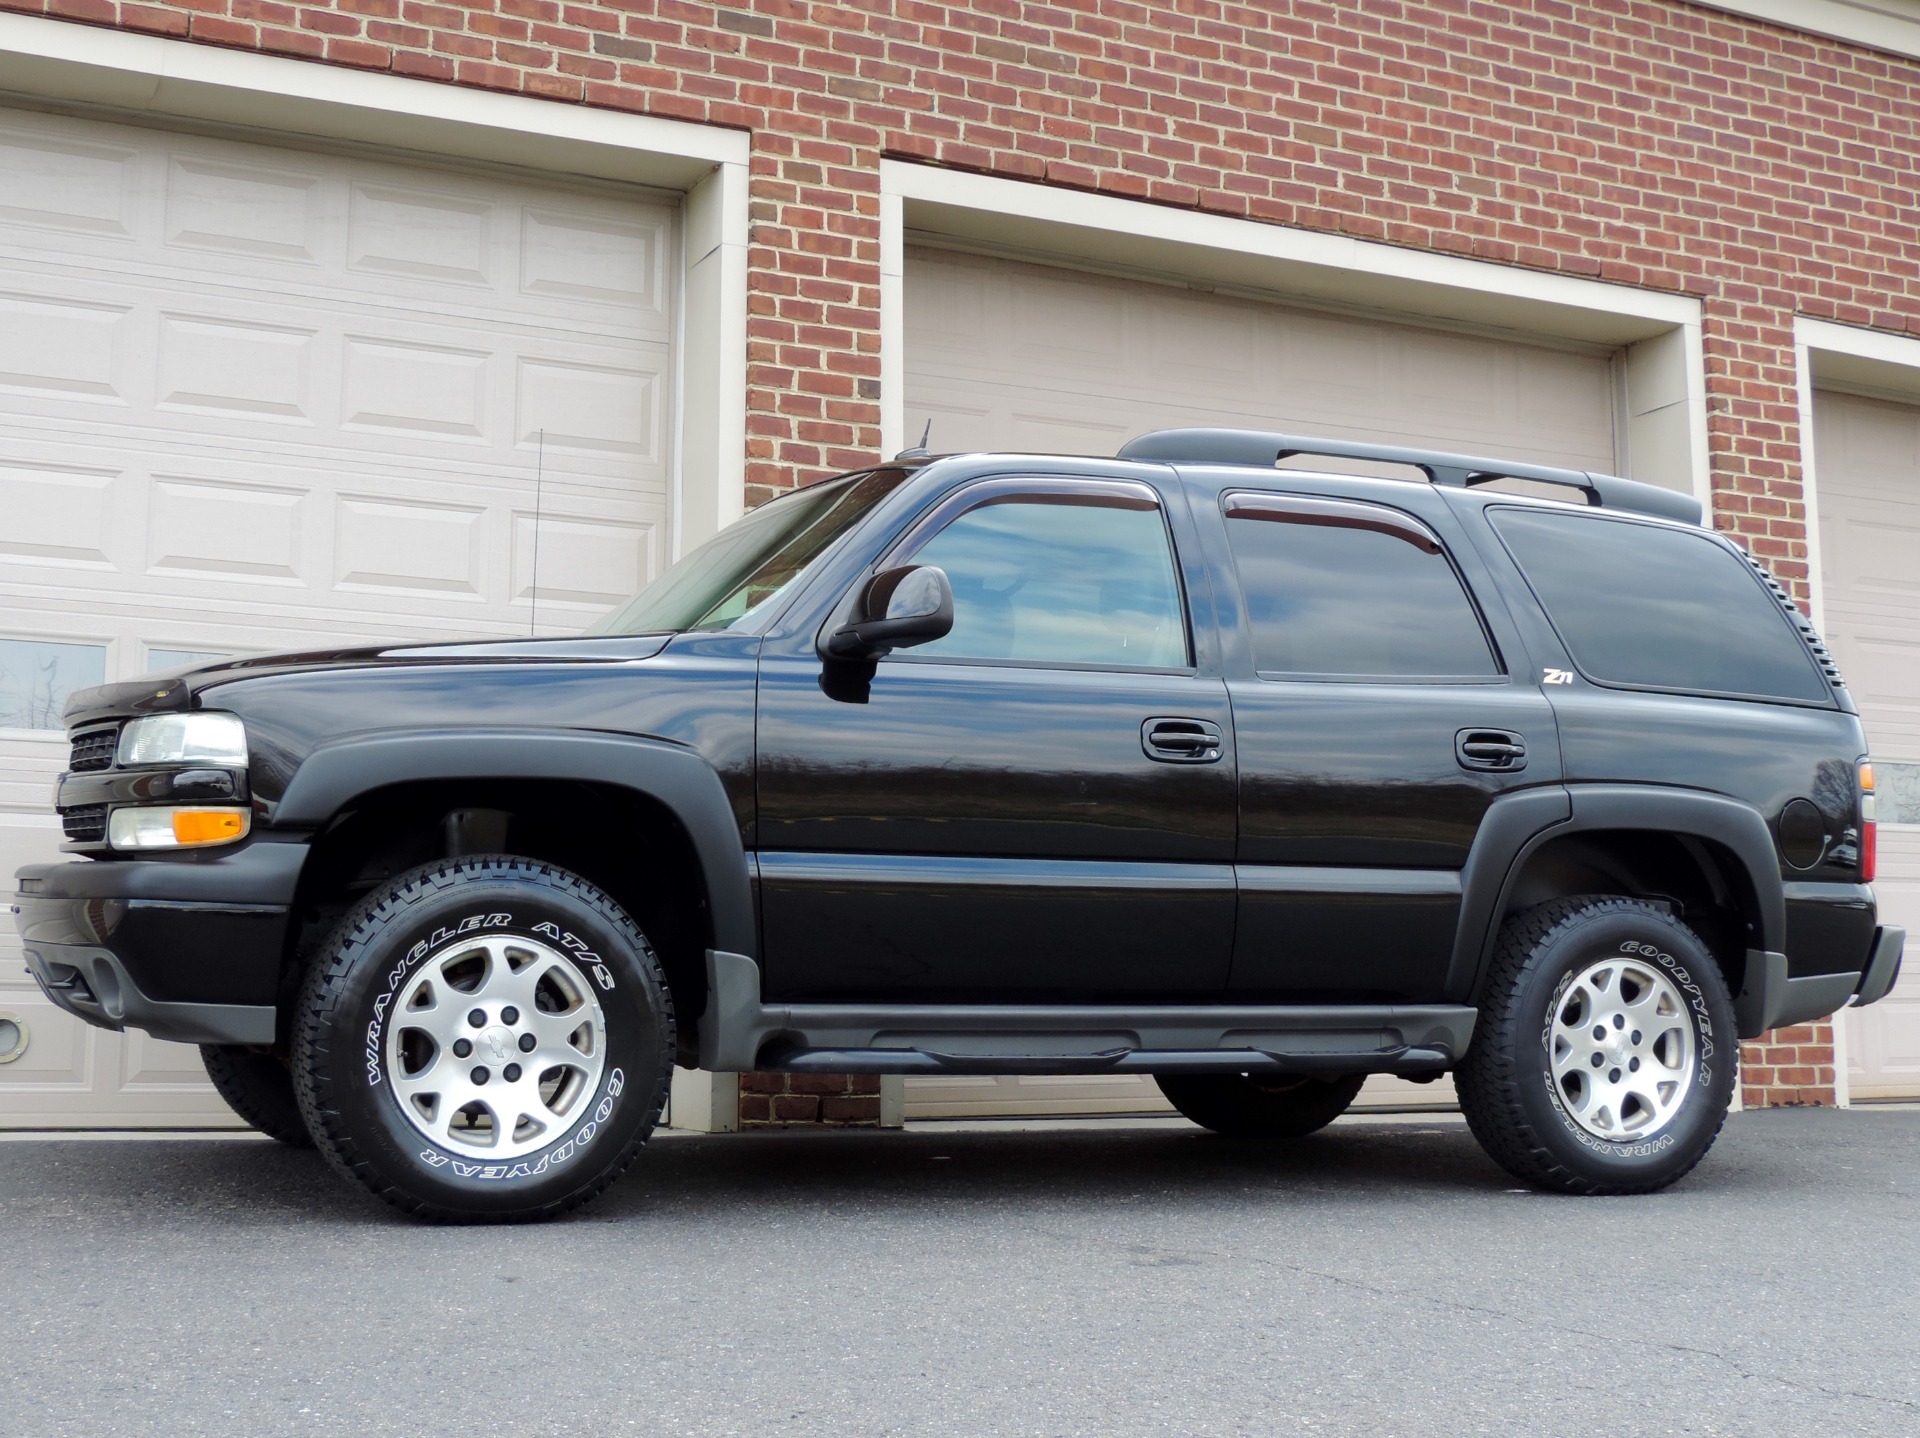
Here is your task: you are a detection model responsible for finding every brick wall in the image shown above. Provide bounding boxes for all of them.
[740,1072,883,1125]
[13,0,1918,1103]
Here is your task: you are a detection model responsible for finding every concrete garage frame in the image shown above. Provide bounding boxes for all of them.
[876,158,1712,510]
[0,11,751,557]
[1793,316,1920,1107]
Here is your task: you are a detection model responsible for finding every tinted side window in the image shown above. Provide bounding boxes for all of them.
[1489,507,1830,703]
[1223,495,1498,678]
[902,492,1188,668]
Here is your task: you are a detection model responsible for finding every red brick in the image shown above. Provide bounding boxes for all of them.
[771,1093,821,1122]
[736,1094,772,1123]
[822,1095,882,1123]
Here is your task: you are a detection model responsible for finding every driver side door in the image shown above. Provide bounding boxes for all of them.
[754,473,1237,1004]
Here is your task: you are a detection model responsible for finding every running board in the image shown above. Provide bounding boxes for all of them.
[697,951,1475,1077]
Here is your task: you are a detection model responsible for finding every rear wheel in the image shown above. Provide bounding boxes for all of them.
[1155,1072,1366,1138]
[1457,896,1736,1195]
[200,1045,312,1147]
[293,856,674,1223]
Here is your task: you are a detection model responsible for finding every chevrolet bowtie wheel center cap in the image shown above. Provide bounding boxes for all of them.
[1547,957,1695,1142]
[383,934,608,1160]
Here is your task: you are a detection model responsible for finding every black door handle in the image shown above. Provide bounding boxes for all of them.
[1456,729,1527,772]
[1143,718,1223,764]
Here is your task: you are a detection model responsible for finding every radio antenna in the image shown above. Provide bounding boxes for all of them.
[529,427,546,637]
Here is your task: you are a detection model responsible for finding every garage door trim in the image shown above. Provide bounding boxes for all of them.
[0,9,749,554]
[878,159,1708,509]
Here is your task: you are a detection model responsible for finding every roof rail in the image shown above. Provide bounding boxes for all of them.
[1116,428,1703,526]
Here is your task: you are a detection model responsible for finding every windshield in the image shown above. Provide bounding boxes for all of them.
[589,468,909,636]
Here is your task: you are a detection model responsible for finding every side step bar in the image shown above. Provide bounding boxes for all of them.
[698,951,1475,1078]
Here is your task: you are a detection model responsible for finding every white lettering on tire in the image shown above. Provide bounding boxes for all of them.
[416,1068,626,1180]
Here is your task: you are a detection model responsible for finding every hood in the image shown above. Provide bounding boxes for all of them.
[62,633,676,727]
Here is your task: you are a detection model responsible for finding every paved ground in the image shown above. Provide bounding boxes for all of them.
[1,1108,1916,1438]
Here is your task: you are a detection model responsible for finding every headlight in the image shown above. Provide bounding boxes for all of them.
[116,713,248,768]
[108,806,251,850]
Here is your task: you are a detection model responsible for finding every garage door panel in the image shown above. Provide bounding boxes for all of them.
[903,245,1616,1119]
[0,104,678,1126]
[906,248,1618,475]
[1815,390,1920,1098]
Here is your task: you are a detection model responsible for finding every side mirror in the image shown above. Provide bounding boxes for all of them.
[821,565,954,661]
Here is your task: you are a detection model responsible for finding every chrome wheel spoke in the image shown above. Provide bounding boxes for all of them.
[1544,949,1697,1143]
[384,928,608,1160]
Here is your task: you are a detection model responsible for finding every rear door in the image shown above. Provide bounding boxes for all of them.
[1206,480,1562,1003]
[755,473,1238,1004]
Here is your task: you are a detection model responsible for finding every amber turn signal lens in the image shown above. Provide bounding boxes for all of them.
[171,809,248,845]
[1860,760,1878,884]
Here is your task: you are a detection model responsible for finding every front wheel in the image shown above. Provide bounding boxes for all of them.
[1457,896,1736,1195]
[1155,1072,1367,1138]
[293,857,674,1223]
[201,1045,313,1147]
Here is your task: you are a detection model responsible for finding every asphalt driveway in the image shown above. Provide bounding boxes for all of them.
[2,1107,1915,1437]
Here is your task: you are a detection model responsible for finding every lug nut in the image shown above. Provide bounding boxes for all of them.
[1590,1053,1604,1068]
[1631,1030,1642,1044]
[471,1066,490,1085]
[452,1039,472,1059]
[468,1009,487,1028]
[1629,1058,1641,1073]
[502,1006,519,1025]
[1592,1025,1607,1041]
[1609,1068,1622,1083]
[518,1033,537,1053]
[504,1064,522,1083]
[1613,1014,1626,1030]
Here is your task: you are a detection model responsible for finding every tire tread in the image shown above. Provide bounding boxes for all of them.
[1456,895,1732,1196]
[292,855,675,1224]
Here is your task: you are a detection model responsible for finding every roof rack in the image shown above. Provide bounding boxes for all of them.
[1116,428,1702,527]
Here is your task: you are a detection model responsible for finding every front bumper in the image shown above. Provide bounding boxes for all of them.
[12,840,306,1046]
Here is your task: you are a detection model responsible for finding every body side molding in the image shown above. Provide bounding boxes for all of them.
[273,728,756,957]
[699,949,1474,1076]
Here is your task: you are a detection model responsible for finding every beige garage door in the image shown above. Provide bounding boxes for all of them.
[901,246,1619,1119]
[1814,390,1920,1100]
[0,106,677,1126]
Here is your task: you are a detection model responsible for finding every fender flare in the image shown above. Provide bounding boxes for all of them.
[272,727,756,958]
[1450,784,1786,1032]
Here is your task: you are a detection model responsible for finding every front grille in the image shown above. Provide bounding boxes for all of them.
[69,726,118,772]
[61,804,108,844]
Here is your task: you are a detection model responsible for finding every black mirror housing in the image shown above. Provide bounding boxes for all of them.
[822,565,954,661]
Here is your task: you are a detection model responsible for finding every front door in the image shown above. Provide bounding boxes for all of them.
[1209,484,1561,1003]
[755,473,1237,1004]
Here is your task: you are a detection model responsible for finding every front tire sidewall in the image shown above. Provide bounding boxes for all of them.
[302,865,670,1219]
[1511,910,1734,1190]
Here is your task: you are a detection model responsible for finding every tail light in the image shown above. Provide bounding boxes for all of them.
[1861,761,1877,883]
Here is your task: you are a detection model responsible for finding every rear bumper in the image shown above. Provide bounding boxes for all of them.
[1853,926,1906,1010]
[1736,919,1907,1039]
[11,840,305,1046]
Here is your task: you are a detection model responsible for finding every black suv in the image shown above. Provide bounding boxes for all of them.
[13,428,1905,1221]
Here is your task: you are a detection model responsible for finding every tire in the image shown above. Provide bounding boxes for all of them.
[293,856,674,1223]
[200,1045,314,1147]
[1155,1072,1367,1138]
[1457,896,1736,1195]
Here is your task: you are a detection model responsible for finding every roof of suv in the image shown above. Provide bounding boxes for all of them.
[1114,427,1702,527]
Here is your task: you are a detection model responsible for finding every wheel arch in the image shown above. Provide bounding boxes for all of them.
[272,729,755,1059]
[1453,785,1785,1026]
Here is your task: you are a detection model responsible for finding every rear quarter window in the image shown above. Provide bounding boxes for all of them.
[1488,507,1831,704]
